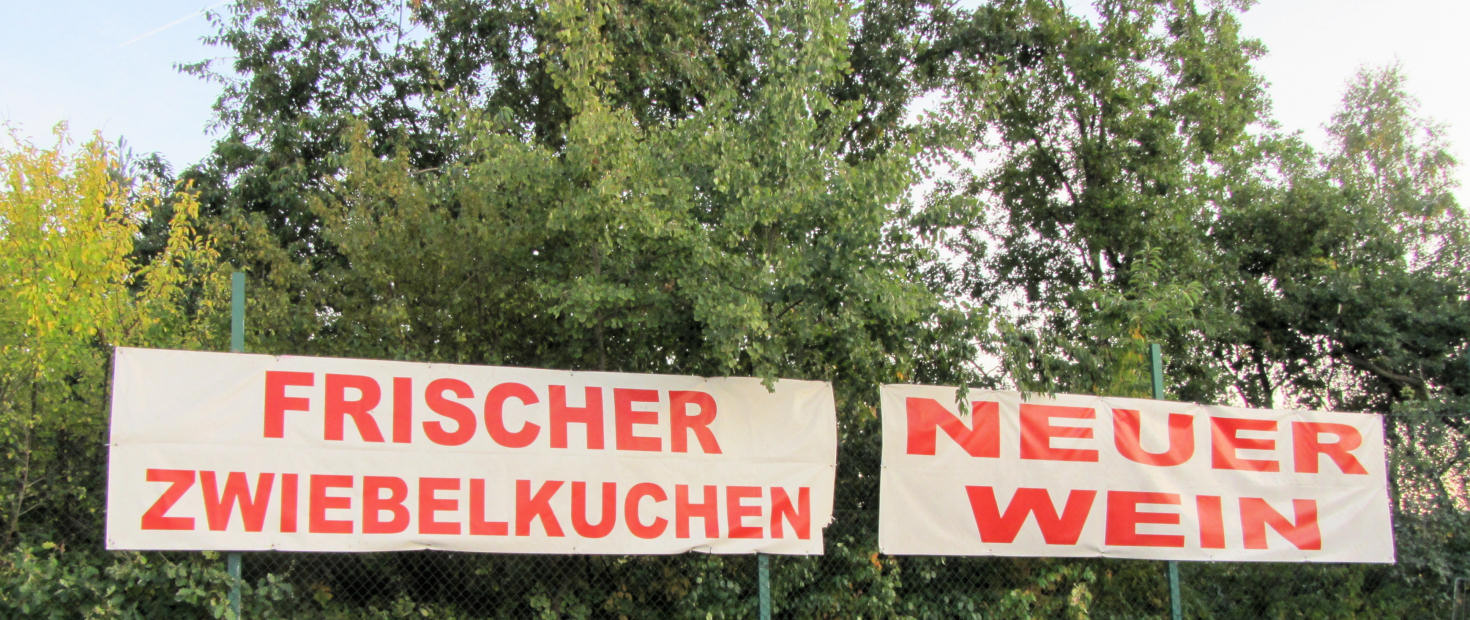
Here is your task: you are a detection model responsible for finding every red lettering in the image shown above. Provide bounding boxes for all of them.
[1197,495,1225,549]
[280,473,298,533]
[140,468,195,531]
[1292,422,1367,474]
[424,378,476,446]
[308,474,354,534]
[675,484,719,539]
[550,386,604,449]
[392,377,413,443]
[324,374,384,442]
[1240,498,1321,550]
[965,486,1096,544]
[615,388,661,451]
[362,476,409,534]
[419,477,460,535]
[571,481,617,538]
[515,479,564,536]
[670,391,721,454]
[905,397,999,457]
[1104,490,1184,548]
[770,487,810,539]
[726,486,763,539]
[200,471,275,532]
[1211,417,1279,472]
[625,482,668,539]
[486,383,540,448]
[1020,404,1098,462]
[264,371,313,438]
[469,478,508,536]
[1113,409,1194,466]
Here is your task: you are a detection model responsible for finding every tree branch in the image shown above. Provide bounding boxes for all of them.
[1342,351,1429,399]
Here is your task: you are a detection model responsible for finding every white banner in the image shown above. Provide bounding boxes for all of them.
[878,385,1394,563]
[107,347,836,554]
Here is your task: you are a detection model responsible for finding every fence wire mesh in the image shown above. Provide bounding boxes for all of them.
[0,394,1462,618]
[207,510,1441,619]
[218,544,1432,618]
[0,493,1459,618]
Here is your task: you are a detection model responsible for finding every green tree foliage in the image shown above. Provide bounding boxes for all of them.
[0,127,226,549]
[187,0,984,388]
[0,128,245,617]
[179,0,946,262]
[1211,65,1470,591]
[942,0,1469,611]
[180,0,977,382]
[942,0,1264,401]
[178,0,984,615]
[1212,65,1469,415]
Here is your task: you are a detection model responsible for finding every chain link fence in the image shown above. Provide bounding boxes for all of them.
[0,394,1462,618]
[202,510,1440,618]
[0,484,1459,618]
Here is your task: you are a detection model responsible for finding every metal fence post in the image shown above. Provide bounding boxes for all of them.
[231,271,245,355]
[1454,577,1466,620]
[1151,344,1182,620]
[228,271,245,619]
[758,553,771,620]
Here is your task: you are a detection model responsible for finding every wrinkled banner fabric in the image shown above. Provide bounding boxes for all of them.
[879,385,1393,563]
[107,347,836,555]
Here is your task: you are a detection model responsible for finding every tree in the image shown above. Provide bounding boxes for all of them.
[1212,66,1470,590]
[178,0,984,615]
[939,3,1469,611]
[180,0,948,269]
[1212,65,1469,413]
[942,0,1266,401]
[0,126,225,549]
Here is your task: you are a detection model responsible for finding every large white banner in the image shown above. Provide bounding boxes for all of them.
[107,347,836,554]
[879,385,1394,563]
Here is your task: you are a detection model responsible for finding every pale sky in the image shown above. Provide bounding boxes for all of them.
[2,1,1467,195]
[1239,0,1470,183]
[1,1,223,168]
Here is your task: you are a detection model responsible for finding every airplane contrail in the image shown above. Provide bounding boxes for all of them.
[120,1,231,48]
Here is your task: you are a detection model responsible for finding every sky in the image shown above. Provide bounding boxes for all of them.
[2,0,1468,194]
[1,1,225,167]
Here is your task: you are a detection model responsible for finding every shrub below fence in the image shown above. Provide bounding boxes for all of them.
[3,512,1455,618]
[0,405,1461,618]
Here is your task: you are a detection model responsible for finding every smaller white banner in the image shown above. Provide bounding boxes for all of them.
[878,386,1394,563]
[106,348,836,554]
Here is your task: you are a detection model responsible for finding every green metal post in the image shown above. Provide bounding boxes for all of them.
[227,553,242,618]
[231,272,245,355]
[1149,344,1164,401]
[229,272,244,619]
[1151,344,1182,620]
[758,553,771,620]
